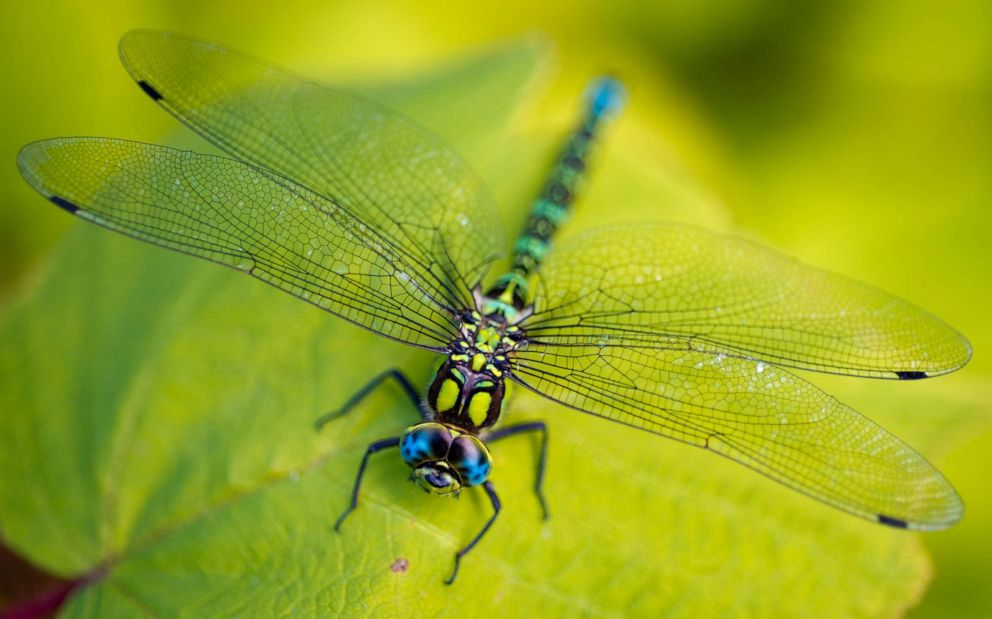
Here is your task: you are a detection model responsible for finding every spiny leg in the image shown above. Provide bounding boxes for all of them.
[446,481,501,585]
[486,422,550,519]
[314,368,423,431]
[334,437,401,531]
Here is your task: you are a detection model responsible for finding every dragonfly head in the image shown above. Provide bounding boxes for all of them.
[400,422,492,496]
[412,461,462,496]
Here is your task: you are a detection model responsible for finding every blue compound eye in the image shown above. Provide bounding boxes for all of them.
[400,422,453,467]
[447,435,493,487]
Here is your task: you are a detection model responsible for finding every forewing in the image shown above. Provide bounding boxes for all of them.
[511,337,962,529]
[118,30,502,307]
[526,224,970,379]
[18,138,460,349]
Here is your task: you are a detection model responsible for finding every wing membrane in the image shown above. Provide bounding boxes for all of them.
[526,224,970,379]
[511,336,962,529]
[18,138,461,348]
[118,30,502,308]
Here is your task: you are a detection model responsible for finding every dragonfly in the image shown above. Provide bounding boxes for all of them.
[18,30,971,584]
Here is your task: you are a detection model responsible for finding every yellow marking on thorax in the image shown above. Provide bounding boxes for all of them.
[471,353,486,372]
[467,392,491,427]
[436,379,460,413]
[475,327,501,353]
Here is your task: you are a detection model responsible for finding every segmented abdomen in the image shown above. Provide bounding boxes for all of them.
[486,77,624,312]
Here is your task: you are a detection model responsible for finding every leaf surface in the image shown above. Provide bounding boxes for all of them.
[0,38,975,618]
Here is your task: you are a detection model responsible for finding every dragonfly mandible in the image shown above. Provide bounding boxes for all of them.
[18,30,970,584]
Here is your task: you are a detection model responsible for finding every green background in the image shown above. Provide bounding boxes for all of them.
[1,1,989,617]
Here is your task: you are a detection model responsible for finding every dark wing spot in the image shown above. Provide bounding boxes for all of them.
[49,196,79,214]
[137,80,163,101]
[877,514,909,528]
[896,371,928,380]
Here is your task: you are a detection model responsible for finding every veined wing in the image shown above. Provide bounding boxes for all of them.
[18,138,461,349]
[118,30,502,309]
[525,224,971,379]
[510,336,962,529]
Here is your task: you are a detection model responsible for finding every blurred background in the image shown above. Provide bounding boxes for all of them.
[1,1,989,616]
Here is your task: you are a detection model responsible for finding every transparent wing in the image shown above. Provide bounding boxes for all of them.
[526,224,971,379]
[510,336,962,529]
[118,30,502,308]
[18,137,462,349]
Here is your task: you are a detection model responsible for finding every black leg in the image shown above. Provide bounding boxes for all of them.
[334,437,401,531]
[486,422,550,519]
[314,368,423,431]
[446,481,501,585]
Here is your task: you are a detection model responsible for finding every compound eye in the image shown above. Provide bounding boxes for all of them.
[400,422,453,467]
[448,435,493,487]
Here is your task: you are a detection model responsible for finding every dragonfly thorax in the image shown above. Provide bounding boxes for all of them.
[426,311,522,432]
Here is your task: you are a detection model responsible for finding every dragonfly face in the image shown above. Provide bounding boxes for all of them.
[401,422,493,495]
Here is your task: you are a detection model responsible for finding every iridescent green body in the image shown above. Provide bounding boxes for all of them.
[407,79,625,494]
[481,78,625,319]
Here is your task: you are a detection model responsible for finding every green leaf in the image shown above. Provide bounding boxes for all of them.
[0,37,975,618]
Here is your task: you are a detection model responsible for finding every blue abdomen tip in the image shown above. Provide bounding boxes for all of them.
[588,77,625,119]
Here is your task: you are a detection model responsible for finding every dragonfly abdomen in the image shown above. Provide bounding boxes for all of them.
[483,77,625,316]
